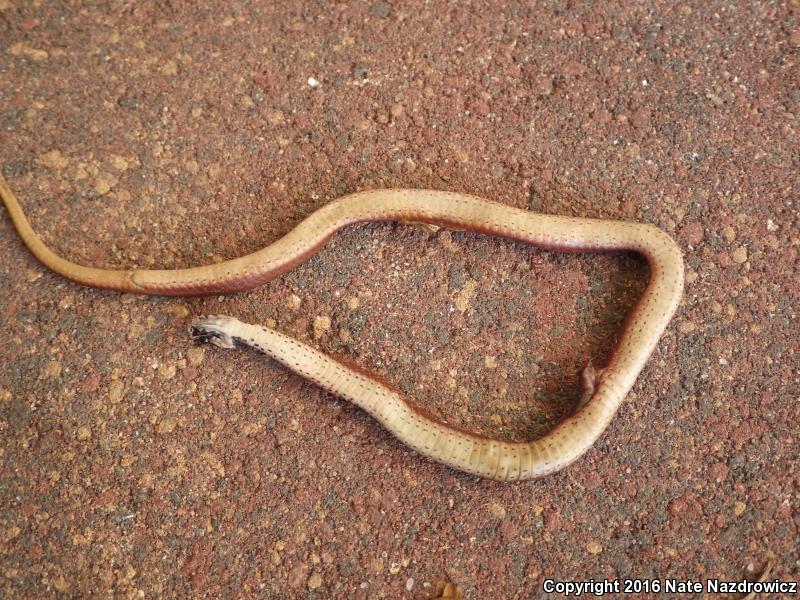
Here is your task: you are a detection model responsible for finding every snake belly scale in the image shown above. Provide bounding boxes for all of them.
[1,173,684,480]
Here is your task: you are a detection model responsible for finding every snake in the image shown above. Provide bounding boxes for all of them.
[1,172,683,480]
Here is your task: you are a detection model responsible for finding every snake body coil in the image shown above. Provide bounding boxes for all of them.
[1,173,683,480]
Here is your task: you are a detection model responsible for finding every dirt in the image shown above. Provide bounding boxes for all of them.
[0,1,797,598]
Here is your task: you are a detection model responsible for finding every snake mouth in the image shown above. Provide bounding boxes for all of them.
[189,316,237,349]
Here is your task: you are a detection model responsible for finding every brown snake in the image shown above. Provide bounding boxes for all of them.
[1,172,683,480]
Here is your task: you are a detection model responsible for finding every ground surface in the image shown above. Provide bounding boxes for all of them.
[0,1,798,598]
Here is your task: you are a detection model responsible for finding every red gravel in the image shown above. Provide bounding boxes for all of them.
[1,1,797,598]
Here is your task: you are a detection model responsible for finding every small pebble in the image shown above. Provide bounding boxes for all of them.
[156,417,176,434]
[8,42,48,61]
[593,109,612,124]
[307,572,323,590]
[679,221,704,246]
[721,226,736,241]
[159,363,176,380]
[108,380,125,403]
[187,347,205,366]
[38,149,69,170]
[110,155,130,171]
[287,294,302,309]
[161,60,178,75]
[534,74,554,96]
[370,2,391,18]
[488,501,506,519]
[731,246,748,264]
[632,107,651,129]
[94,173,118,195]
[42,360,62,379]
[563,60,587,76]
[313,315,331,339]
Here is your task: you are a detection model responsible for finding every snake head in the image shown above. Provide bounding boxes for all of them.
[189,315,238,349]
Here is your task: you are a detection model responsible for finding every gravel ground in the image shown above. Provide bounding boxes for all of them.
[0,1,797,598]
